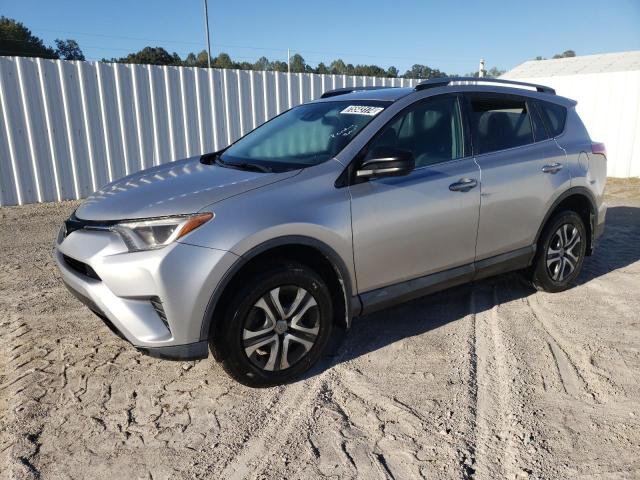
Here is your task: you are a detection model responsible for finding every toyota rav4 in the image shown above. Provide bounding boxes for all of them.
[56,77,607,387]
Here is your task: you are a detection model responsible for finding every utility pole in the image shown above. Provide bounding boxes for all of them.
[287,48,291,73]
[203,0,212,68]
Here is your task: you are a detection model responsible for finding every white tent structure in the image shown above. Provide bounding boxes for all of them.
[502,51,640,178]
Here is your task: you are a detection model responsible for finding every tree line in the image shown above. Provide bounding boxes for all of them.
[534,50,576,61]
[109,47,420,78]
[0,16,460,78]
[0,16,85,60]
[4,16,577,79]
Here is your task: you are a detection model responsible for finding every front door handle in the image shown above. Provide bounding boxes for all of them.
[542,162,563,174]
[449,178,478,192]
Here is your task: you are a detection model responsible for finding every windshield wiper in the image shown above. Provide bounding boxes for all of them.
[215,157,272,173]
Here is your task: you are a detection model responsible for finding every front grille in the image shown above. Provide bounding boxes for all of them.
[63,213,117,239]
[150,296,170,331]
[63,254,101,280]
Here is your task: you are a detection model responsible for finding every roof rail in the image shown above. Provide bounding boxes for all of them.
[320,86,396,99]
[414,77,556,95]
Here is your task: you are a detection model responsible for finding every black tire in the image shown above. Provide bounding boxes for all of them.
[529,210,587,292]
[212,261,333,387]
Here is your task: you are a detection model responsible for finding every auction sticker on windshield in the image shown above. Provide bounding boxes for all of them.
[340,105,384,116]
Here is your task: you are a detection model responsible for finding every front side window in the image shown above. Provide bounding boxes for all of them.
[365,96,464,167]
[469,96,534,154]
[220,100,390,171]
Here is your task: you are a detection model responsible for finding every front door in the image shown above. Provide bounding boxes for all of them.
[349,95,481,294]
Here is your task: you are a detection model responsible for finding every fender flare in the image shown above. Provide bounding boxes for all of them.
[199,235,357,341]
[533,186,598,252]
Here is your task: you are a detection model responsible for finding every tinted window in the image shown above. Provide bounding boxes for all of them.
[366,96,464,167]
[469,96,534,154]
[538,101,567,137]
[530,101,550,141]
[221,100,389,171]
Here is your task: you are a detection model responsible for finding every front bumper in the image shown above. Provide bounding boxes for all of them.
[55,228,239,360]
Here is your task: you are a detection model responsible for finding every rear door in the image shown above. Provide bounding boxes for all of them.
[465,93,571,261]
[349,94,481,293]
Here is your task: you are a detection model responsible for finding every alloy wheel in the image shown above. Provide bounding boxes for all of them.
[243,285,320,371]
[546,223,582,282]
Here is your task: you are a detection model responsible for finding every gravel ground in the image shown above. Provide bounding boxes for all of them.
[1,178,639,479]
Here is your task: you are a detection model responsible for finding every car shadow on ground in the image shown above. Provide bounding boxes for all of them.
[302,206,640,380]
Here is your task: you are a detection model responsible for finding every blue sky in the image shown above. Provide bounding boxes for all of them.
[2,0,639,73]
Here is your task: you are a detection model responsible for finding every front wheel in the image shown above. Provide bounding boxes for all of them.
[529,210,587,292]
[213,261,333,387]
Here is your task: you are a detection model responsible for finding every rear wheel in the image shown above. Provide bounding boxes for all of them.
[529,210,587,292]
[212,261,333,387]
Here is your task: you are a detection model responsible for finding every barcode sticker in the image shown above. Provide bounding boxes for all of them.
[340,105,384,116]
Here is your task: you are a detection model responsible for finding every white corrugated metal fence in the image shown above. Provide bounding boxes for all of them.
[503,70,640,178]
[0,56,419,206]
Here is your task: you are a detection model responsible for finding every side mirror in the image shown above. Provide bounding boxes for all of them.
[356,147,415,180]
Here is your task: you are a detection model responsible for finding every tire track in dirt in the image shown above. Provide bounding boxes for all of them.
[292,296,479,480]
[246,303,470,480]
[219,377,324,480]
[320,373,404,479]
[0,315,15,476]
[325,369,431,479]
[525,294,598,402]
[470,285,520,479]
[220,335,352,480]
[0,312,44,480]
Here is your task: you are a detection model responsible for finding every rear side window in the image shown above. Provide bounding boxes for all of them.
[538,101,567,137]
[468,96,534,154]
[530,101,550,141]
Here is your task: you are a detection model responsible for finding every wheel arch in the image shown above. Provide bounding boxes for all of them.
[200,236,358,346]
[535,187,598,255]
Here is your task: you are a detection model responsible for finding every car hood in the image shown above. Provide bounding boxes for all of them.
[75,156,300,221]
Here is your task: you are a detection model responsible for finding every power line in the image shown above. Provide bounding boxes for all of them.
[23,26,479,64]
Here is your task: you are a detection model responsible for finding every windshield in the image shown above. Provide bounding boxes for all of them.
[219,100,390,171]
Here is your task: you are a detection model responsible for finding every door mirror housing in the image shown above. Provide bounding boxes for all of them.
[356,147,415,180]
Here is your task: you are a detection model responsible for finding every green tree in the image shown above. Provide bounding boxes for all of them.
[112,46,182,66]
[196,50,212,67]
[0,16,58,58]
[212,52,234,69]
[184,52,198,66]
[253,56,271,71]
[486,67,505,78]
[552,49,576,59]
[386,66,399,78]
[271,60,288,72]
[403,64,447,79]
[289,53,306,73]
[54,39,84,60]
[329,59,347,75]
[315,62,329,74]
[350,64,384,77]
[536,50,576,61]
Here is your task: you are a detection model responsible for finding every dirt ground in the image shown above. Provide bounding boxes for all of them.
[1,178,639,480]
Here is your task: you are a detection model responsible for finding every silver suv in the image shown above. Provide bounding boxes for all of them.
[56,77,607,387]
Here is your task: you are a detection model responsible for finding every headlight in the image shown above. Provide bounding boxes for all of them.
[111,212,213,252]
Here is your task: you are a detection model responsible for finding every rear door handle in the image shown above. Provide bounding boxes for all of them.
[542,162,563,174]
[449,178,478,192]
